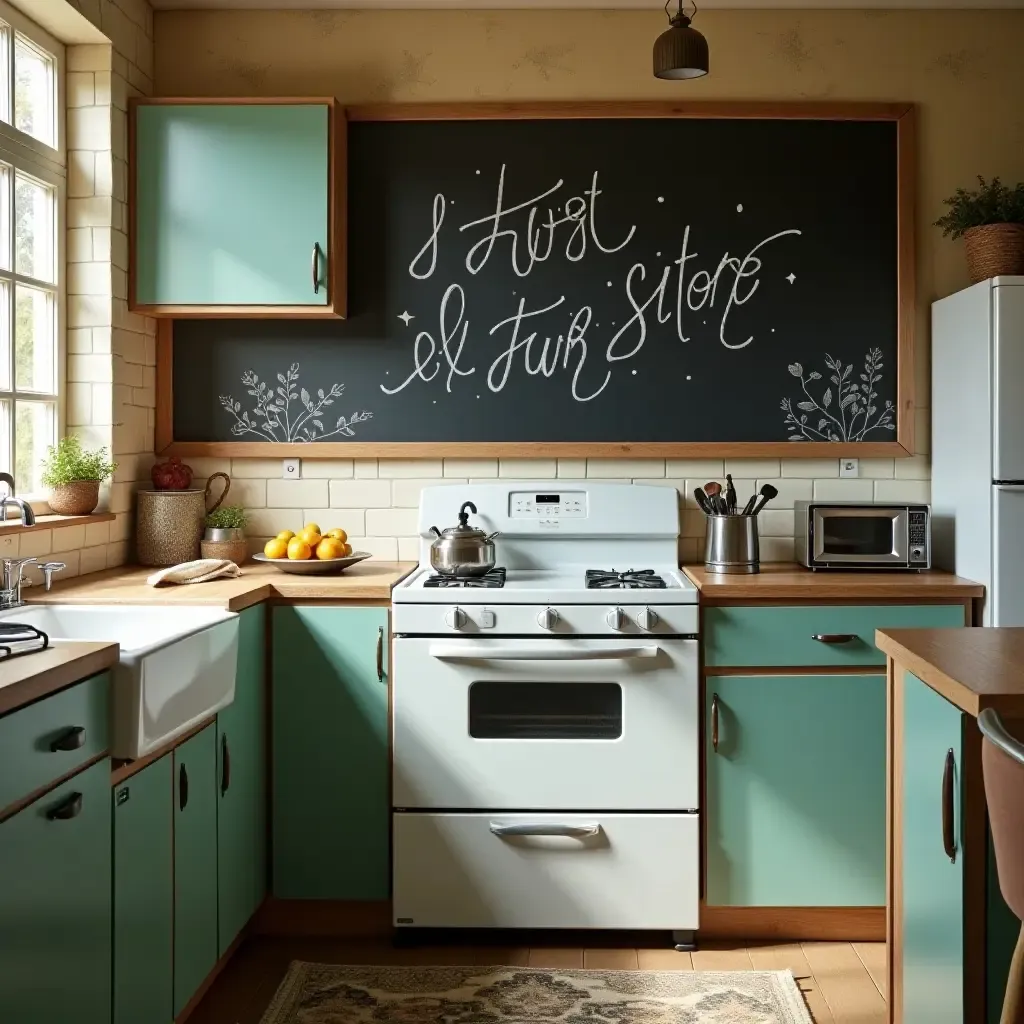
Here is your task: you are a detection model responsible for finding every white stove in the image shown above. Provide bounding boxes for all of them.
[391,483,700,949]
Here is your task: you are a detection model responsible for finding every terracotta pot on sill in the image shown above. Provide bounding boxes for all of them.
[964,223,1024,283]
[47,480,100,516]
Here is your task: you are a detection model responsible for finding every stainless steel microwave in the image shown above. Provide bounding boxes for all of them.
[794,501,931,570]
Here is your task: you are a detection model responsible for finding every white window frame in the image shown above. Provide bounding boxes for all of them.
[0,0,64,503]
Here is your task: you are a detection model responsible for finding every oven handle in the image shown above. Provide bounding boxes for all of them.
[428,645,659,661]
[490,822,601,839]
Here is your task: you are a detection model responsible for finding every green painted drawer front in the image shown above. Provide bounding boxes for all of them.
[705,673,886,906]
[113,755,173,1024]
[218,604,267,955]
[174,725,218,1017]
[135,103,330,306]
[273,605,389,899]
[902,671,964,1024]
[0,758,112,1024]
[0,671,110,810]
[705,604,964,667]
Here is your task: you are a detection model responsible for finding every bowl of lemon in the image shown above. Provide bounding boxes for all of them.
[253,524,370,575]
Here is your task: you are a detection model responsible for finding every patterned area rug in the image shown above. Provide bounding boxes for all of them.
[258,963,814,1023]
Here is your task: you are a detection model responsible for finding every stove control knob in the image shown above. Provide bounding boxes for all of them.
[606,607,625,631]
[637,608,659,631]
[444,607,467,630]
[537,607,560,630]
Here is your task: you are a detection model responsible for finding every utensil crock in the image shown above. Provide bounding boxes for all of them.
[704,514,760,574]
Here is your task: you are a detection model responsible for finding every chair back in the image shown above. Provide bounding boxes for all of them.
[979,708,1024,921]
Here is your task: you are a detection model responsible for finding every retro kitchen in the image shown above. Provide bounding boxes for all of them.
[1,0,1023,1022]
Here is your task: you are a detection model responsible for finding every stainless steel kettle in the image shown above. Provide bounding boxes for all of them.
[429,501,499,576]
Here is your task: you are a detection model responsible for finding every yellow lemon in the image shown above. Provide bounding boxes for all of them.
[304,522,322,536]
[287,537,312,560]
[316,537,345,560]
[342,542,353,556]
[264,537,288,559]
[327,528,348,543]
[299,526,322,548]
[276,530,295,542]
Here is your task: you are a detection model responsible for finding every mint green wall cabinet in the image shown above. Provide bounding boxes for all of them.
[272,605,389,899]
[902,671,965,1024]
[0,758,111,1024]
[218,604,267,954]
[113,755,173,1024]
[132,99,346,316]
[705,673,886,906]
[174,725,219,1017]
[705,604,964,667]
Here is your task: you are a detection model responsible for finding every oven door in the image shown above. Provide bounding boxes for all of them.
[393,637,698,811]
[813,507,909,565]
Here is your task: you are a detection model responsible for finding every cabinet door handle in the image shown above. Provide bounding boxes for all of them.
[711,692,720,752]
[179,763,189,812]
[46,791,83,821]
[50,726,86,752]
[942,747,956,863]
[811,633,858,644]
[377,626,385,683]
[221,734,231,796]
[311,242,320,294]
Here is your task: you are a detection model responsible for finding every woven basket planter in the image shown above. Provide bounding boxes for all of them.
[48,480,100,516]
[964,224,1024,283]
[201,528,249,565]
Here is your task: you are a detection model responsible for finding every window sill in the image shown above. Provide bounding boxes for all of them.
[0,512,116,536]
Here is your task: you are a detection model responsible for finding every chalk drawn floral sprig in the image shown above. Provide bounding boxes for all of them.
[781,348,895,441]
[219,363,373,442]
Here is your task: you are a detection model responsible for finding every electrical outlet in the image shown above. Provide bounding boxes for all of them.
[282,458,301,479]
[839,458,860,479]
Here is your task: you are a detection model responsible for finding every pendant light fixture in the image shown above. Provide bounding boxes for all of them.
[653,0,709,80]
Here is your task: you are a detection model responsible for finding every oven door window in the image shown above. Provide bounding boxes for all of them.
[468,682,622,740]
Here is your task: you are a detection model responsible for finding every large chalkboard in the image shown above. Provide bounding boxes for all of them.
[169,104,914,455]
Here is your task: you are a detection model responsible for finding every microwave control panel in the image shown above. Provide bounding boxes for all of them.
[908,510,929,563]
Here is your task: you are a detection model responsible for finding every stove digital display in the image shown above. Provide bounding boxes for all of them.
[535,494,560,504]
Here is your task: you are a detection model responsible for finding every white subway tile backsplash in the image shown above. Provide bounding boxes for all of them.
[318,509,365,536]
[681,510,705,538]
[391,479,452,508]
[19,530,53,557]
[858,459,896,479]
[812,478,875,501]
[756,478,812,509]
[727,459,781,478]
[231,458,286,479]
[80,544,108,576]
[665,459,724,478]
[781,459,840,478]
[557,459,587,478]
[444,459,498,478]
[586,459,665,479]
[330,479,391,508]
[500,458,556,478]
[60,525,87,550]
[300,459,355,479]
[347,536,399,560]
[247,508,305,536]
[757,508,795,538]
[85,520,111,546]
[895,455,931,480]
[379,459,442,478]
[266,479,329,508]
[398,537,420,560]
[50,550,81,578]
[353,459,379,478]
[873,479,931,503]
[760,536,796,562]
[227,479,267,508]
[367,508,418,536]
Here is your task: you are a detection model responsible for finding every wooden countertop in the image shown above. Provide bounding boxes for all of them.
[683,563,984,601]
[877,628,1024,717]
[27,561,417,612]
[0,641,119,716]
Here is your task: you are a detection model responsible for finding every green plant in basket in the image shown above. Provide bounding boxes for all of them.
[40,437,116,517]
[205,505,247,530]
[935,177,1024,283]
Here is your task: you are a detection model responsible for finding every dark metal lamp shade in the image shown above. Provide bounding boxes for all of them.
[653,15,709,80]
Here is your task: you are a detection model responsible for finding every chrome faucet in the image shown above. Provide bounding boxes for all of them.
[0,473,35,526]
[0,557,66,610]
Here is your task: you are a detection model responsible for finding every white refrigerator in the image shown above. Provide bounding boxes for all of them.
[933,276,1024,625]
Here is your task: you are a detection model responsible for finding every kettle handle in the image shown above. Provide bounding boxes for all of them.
[430,526,442,538]
[459,501,478,518]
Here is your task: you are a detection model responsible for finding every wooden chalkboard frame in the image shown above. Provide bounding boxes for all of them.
[155,100,916,459]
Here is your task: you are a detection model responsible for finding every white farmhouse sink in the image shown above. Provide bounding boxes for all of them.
[1,604,239,759]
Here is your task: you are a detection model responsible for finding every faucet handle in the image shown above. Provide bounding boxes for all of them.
[38,561,66,592]
[2,555,36,588]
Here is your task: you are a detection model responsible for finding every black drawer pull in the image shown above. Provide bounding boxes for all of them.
[50,726,86,752]
[179,763,189,811]
[711,693,720,753]
[46,792,83,820]
[811,633,857,644]
[942,747,956,863]
[221,734,231,795]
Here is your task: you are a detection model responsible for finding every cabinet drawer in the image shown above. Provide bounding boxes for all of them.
[704,605,965,668]
[0,672,110,811]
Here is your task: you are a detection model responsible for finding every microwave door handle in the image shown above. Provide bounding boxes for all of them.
[428,645,660,661]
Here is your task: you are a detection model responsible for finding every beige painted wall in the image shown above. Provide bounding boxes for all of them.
[151,10,1024,564]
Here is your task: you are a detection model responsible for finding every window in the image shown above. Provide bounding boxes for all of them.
[0,1,62,499]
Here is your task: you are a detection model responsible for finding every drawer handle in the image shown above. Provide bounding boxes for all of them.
[377,626,384,683]
[311,241,320,294]
[942,747,956,863]
[46,792,83,821]
[711,692,720,753]
[221,734,231,796]
[179,763,189,812]
[489,822,601,839]
[811,633,858,644]
[50,726,86,752]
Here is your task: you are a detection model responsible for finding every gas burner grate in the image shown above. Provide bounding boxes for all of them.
[586,568,667,590]
[423,567,507,589]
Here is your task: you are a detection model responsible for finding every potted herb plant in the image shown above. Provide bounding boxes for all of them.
[201,504,249,564]
[40,436,117,516]
[935,176,1024,283]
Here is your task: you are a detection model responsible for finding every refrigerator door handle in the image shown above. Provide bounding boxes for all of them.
[995,485,1024,490]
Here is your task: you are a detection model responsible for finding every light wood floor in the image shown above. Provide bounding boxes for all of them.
[189,936,886,1024]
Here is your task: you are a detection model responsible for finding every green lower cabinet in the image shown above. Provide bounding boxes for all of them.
[113,755,173,1024]
[902,671,964,1024]
[273,605,389,899]
[174,725,219,1016]
[705,673,886,906]
[218,604,267,954]
[0,758,112,1024]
